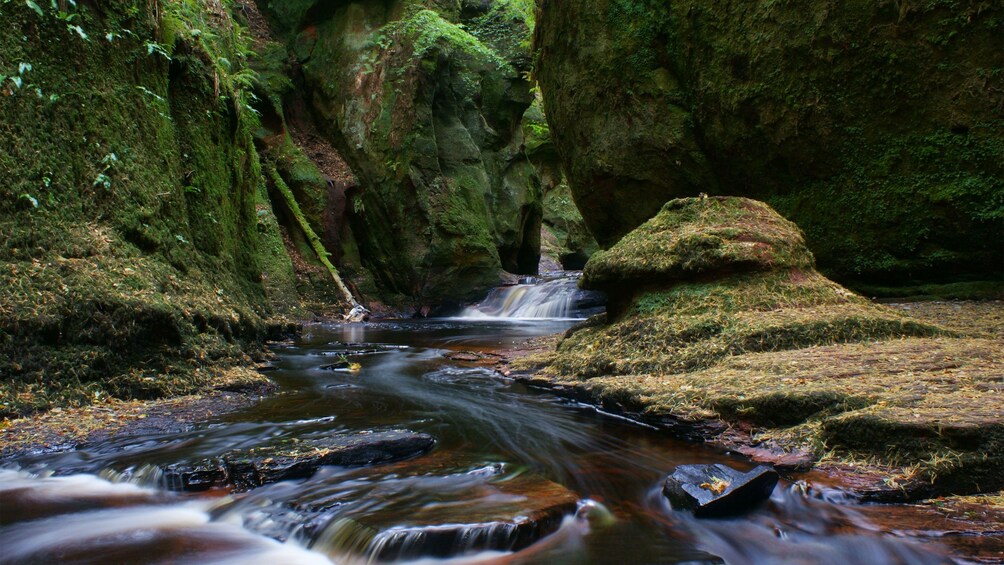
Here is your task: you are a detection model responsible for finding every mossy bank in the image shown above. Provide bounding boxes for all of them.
[515,197,1003,498]
[0,0,322,417]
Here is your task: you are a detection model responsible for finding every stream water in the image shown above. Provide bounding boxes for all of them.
[0,279,979,564]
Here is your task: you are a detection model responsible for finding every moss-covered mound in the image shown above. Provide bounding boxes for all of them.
[582,197,814,297]
[258,0,543,307]
[0,0,313,416]
[534,0,1004,286]
[524,197,1004,495]
[548,197,941,376]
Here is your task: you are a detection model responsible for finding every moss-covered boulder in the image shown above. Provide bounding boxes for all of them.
[554,197,939,372]
[259,1,543,307]
[583,197,814,297]
[534,0,1004,285]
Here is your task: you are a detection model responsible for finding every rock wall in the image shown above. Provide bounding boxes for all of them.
[534,0,1004,285]
[0,0,312,415]
[259,0,544,307]
[523,99,598,271]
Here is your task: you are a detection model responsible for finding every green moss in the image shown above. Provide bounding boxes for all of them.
[388,9,504,65]
[269,0,539,306]
[534,0,1004,285]
[266,165,357,307]
[583,197,815,295]
[0,0,290,416]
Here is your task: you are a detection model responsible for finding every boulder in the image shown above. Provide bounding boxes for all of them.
[582,196,813,298]
[662,464,779,518]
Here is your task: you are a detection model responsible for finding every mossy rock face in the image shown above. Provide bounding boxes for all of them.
[260,1,541,307]
[534,0,1004,284]
[524,98,599,270]
[0,0,284,415]
[582,197,814,295]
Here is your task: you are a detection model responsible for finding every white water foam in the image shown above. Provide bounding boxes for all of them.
[0,470,333,565]
[460,278,580,320]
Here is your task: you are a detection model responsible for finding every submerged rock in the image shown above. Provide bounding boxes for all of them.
[161,430,435,492]
[663,464,779,518]
[316,474,579,561]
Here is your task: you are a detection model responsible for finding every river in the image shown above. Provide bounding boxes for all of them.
[0,278,978,564]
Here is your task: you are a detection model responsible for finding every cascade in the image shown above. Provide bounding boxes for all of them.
[460,273,604,320]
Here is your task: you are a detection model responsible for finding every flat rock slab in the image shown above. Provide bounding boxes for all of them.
[162,430,435,492]
[318,474,579,561]
[663,463,778,518]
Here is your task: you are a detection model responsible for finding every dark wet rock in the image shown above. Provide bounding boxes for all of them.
[663,464,778,518]
[319,360,360,371]
[320,474,579,561]
[444,351,503,364]
[226,431,435,491]
[161,430,435,492]
[571,288,606,311]
[735,446,813,472]
[162,460,229,492]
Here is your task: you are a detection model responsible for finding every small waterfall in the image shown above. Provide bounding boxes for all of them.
[461,274,602,320]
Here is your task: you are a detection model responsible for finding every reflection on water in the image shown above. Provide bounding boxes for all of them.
[0,319,964,564]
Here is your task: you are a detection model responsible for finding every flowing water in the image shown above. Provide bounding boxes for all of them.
[0,283,982,564]
[459,274,603,320]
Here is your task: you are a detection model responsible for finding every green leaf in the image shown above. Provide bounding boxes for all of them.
[25,0,43,16]
[68,24,88,40]
[19,193,39,208]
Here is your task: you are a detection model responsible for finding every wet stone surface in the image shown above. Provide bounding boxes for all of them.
[663,464,779,518]
[162,430,436,492]
[324,473,580,561]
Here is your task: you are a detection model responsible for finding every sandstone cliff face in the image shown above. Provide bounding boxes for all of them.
[534,0,1004,284]
[261,0,543,306]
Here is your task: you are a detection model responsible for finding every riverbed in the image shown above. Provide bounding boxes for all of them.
[0,317,991,563]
